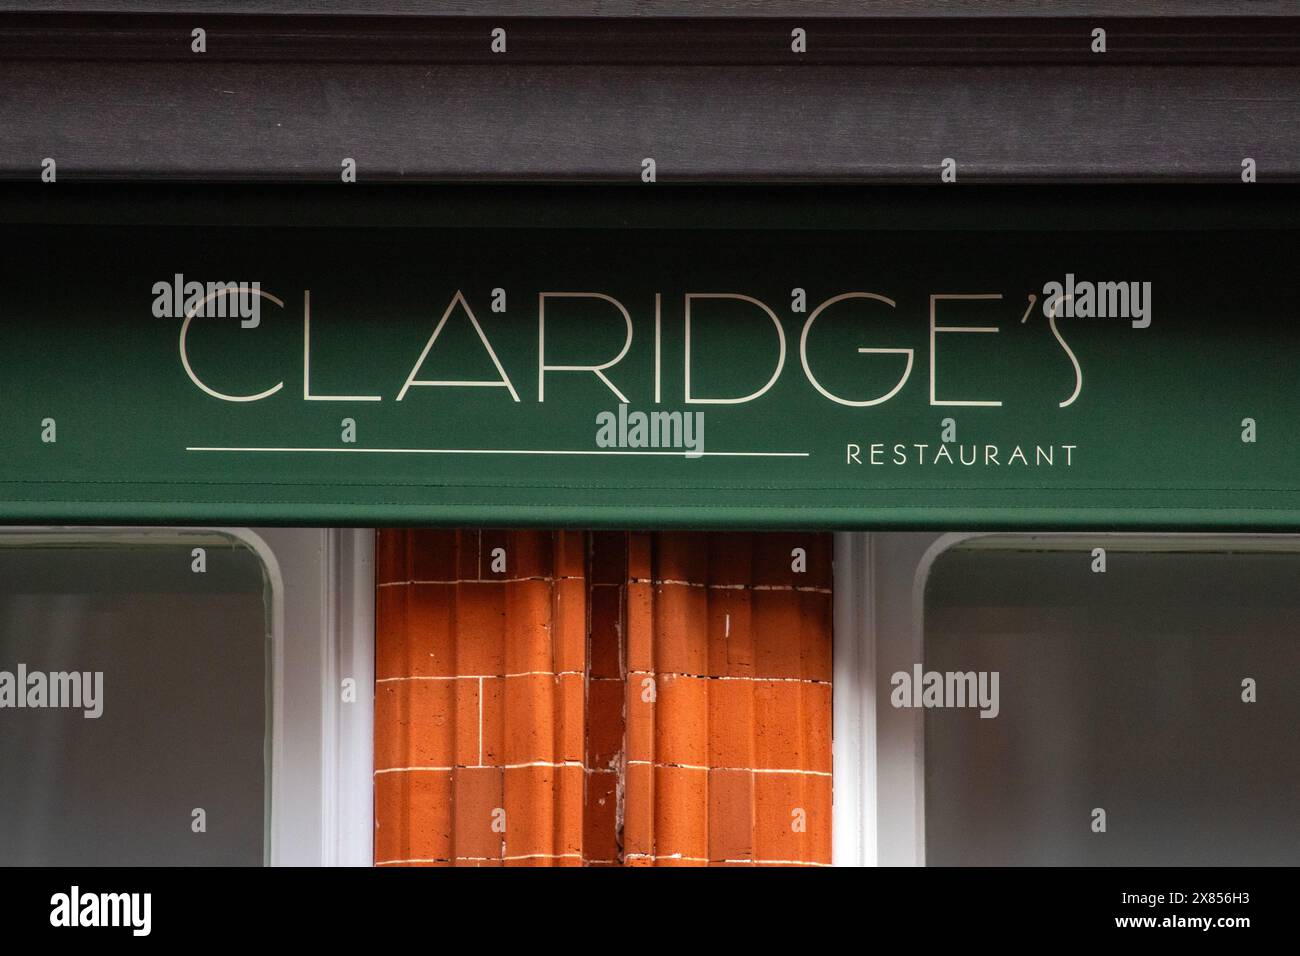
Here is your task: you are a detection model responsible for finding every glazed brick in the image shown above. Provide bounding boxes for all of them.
[477,528,510,579]
[554,530,587,580]
[374,677,478,770]
[654,531,708,584]
[480,677,504,765]
[374,528,406,586]
[752,533,833,589]
[553,762,586,865]
[750,589,806,679]
[456,529,482,581]
[378,859,442,868]
[653,674,709,767]
[625,671,657,764]
[553,577,588,674]
[584,769,621,865]
[751,680,824,772]
[588,584,623,680]
[374,584,412,680]
[651,584,709,676]
[377,582,502,679]
[625,581,655,673]
[707,769,754,863]
[502,764,584,860]
[802,682,834,775]
[452,766,504,863]
[627,532,653,580]
[795,592,835,682]
[586,677,624,769]
[588,530,628,584]
[501,764,554,860]
[499,672,556,765]
[707,589,755,678]
[706,532,755,587]
[480,529,554,579]
[450,582,508,676]
[375,528,835,868]
[752,773,832,864]
[622,761,655,860]
[484,671,583,767]
[752,589,833,682]
[553,672,586,766]
[651,765,708,862]
[376,528,461,585]
[374,770,452,863]
[374,583,458,680]
[501,579,554,675]
[707,678,755,769]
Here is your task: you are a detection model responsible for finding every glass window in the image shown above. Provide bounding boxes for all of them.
[0,531,270,865]
[923,537,1300,865]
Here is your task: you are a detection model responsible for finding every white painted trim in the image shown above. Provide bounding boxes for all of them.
[832,530,998,866]
[831,532,874,866]
[252,527,376,866]
[330,528,376,867]
[905,531,980,867]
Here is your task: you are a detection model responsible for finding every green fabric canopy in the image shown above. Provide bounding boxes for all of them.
[2,190,1296,529]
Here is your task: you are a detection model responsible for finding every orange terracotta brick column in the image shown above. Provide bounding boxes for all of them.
[373,529,589,866]
[373,528,832,866]
[623,532,833,865]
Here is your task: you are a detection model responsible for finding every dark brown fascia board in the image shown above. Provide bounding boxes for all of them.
[4,60,1296,183]
[2,13,1299,64]
[5,183,1299,232]
[2,11,1298,183]
[4,1,1299,18]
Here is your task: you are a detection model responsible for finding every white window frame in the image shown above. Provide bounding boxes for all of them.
[254,527,375,867]
[832,530,1300,867]
[833,530,946,866]
[0,525,375,867]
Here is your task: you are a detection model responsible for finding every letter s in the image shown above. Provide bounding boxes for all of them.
[1045,292,1083,408]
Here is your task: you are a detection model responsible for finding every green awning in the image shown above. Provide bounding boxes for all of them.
[2,186,1297,529]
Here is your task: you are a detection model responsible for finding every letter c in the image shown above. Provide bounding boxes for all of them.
[179,288,285,402]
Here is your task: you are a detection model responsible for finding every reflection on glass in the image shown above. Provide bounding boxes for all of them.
[924,538,1300,865]
[0,532,269,866]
